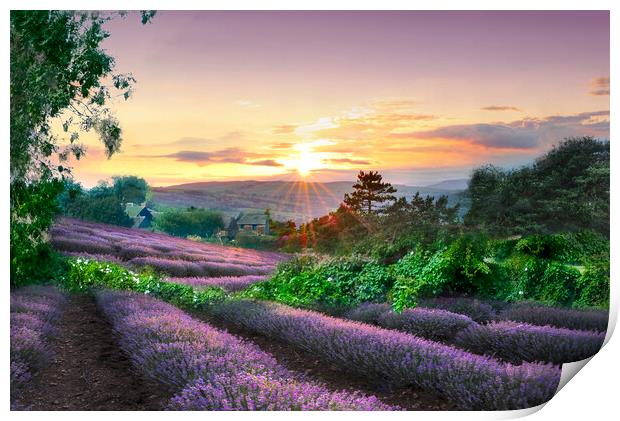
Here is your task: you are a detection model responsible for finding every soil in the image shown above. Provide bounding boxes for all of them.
[15,294,170,411]
[191,310,458,411]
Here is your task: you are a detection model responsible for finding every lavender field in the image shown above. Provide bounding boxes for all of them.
[8,216,606,411]
[51,217,284,291]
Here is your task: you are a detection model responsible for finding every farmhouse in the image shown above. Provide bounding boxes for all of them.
[236,213,270,235]
[126,203,156,229]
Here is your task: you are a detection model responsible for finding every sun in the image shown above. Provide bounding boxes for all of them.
[287,144,325,177]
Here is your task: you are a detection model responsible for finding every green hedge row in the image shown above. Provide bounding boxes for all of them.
[63,257,227,309]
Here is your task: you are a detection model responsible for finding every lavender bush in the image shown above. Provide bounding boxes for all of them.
[10,286,66,400]
[50,236,116,255]
[345,303,475,342]
[376,307,476,342]
[500,304,608,332]
[455,321,606,364]
[169,373,393,411]
[211,299,560,410]
[96,289,393,411]
[168,275,267,292]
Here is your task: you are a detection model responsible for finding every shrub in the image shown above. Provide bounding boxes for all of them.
[390,233,494,311]
[212,299,560,410]
[246,255,389,308]
[575,257,610,308]
[235,232,279,251]
[537,262,580,306]
[64,258,227,309]
[377,307,476,342]
[455,321,605,364]
[499,303,608,332]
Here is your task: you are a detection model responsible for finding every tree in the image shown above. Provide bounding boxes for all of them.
[112,175,148,204]
[10,11,154,286]
[465,137,610,236]
[61,181,133,227]
[343,171,397,213]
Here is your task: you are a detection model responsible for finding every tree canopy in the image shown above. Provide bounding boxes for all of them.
[10,11,154,286]
[343,171,397,213]
[465,137,609,236]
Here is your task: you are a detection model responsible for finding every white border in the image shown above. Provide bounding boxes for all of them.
[2,2,617,421]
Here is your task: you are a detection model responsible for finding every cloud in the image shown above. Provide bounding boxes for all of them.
[589,76,610,96]
[247,159,284,167]
[392,110,609,150]
[155,148,282,167]
[270,142,296,149]
[323,157,371,165]
[481,105,521,112]
[393,124,539,149]
[271,124,297,134]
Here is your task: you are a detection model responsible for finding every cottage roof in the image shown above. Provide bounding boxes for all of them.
[237,213,268,225]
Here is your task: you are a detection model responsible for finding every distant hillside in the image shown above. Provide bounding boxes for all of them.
[425,178,469,191]
[151,180,467,223]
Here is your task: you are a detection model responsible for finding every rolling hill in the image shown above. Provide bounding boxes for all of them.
[151,180,467,223]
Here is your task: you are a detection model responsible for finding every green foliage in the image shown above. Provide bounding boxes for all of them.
[575,257,610,309]
[154,208,224,238]
[391,233,493,311]
[64,258,226,309]
[61,180,134,227]
[234,231,278,250]
[10,11,151,287]
[112,175,148,204]
[538,262,580,306]
[245,255,392,308]
[465,137,610,236]
[10,179,66,287]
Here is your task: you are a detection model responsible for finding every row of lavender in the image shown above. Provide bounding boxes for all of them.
[345,301,606,364]
[10,286,66,407]
[211,299,561,410]
[95,289,394,410]
[51,218,283,291]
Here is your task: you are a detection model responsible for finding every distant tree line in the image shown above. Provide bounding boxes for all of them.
[60,176,149,227]
[154,207,224,238]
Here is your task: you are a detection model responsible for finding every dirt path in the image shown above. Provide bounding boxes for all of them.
[192,311,457,411]
[17,294,169,411]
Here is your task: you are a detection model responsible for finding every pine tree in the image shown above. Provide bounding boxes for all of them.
[343,171,397,213]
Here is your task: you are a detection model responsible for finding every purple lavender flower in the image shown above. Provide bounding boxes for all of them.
[455,321,605,364]
[500,303,608,332]
[212,299,561,410]
[95,290,392,411]
[167,276,267,292]
[10,286,66,401]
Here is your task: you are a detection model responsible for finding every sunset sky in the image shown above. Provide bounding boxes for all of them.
[66,11,610,187]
